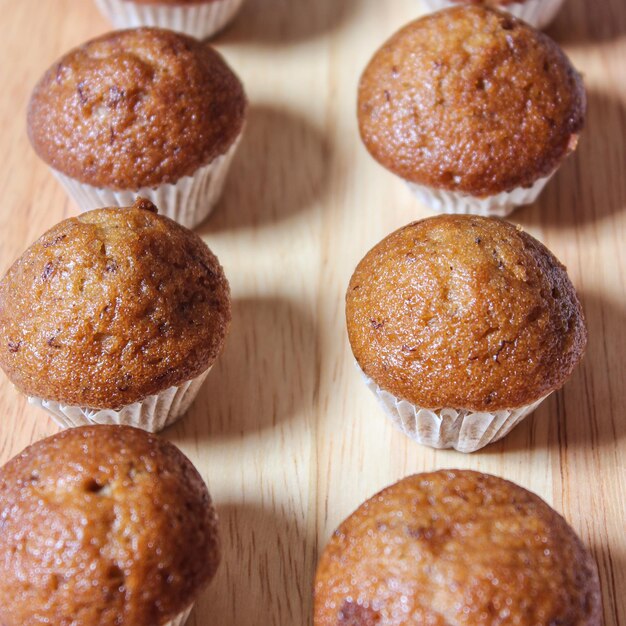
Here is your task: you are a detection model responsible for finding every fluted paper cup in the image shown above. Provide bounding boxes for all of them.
[420,0,566,29]
[358,364,549,453]
[28,367,211,433]
[52,134,241,228]
[406,170,555,217]
[166,605,194,626]
[95,0,245,39]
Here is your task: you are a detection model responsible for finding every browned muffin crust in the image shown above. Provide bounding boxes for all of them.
[315,470,602,626]
[358,7,585,197]
[0,199,231,409]
[28,27,246,189]
[0,425,220,626]
[346,215,586,411]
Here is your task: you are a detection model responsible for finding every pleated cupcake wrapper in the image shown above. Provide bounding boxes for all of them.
[406,170,554,217]
[358,364,549,453]
[165,604,194,626]
[52,134,241,228]
[420,0,566,29]
[28,367,211,433]
[95,0,244,39]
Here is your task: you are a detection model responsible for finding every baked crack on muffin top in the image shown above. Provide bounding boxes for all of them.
[314,470,602,626]
[346,215,586,411]
[358,6,585,196]
[27,27,247,189]
[0,199,231,409]
[0,425,220,626]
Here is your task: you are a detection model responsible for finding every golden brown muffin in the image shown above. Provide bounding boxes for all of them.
[346,215,586,411]
[0,198,231,409]
[315,470,602,626]
[27,27,246,190]
[358,6,585,197]
[0,425,220,626]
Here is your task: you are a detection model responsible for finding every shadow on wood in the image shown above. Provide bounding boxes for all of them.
[571,291,626,448]
[516,89,626,228]
[189,501,315,626]
[547,0,626,45]
[216,0,359,45]
[199,103,330,232]
[172,296,317,438]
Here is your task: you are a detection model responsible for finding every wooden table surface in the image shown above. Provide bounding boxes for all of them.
[0,0,624,624]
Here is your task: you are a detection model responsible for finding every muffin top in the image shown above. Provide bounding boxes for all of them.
[28,27,246,190]
[0,425,220,626]
[0,198,231,409]
[315,469,602,626]
[358,6,585,196]
[346,215,586,411]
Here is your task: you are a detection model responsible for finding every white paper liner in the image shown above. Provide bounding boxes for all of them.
[95,0,244,39]
[164,604,194,626]
[406,170,554,217]
[420,0,566,29]
[358,364,550,453]
[28,367,211,433]
[52,135,241,228]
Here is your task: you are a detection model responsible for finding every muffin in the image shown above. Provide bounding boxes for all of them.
[0,425,220,626]
[28,27,247,228]
[315,470,602,625]
[358,7,585,216]
[0,198,231,432]
[420,0,566,29]
[95,0,244,40]
[346,215,586,452]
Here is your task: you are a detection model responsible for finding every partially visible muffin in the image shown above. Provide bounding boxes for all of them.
[315,470,602,625]
[28,27,247,226]
[358,6,585,216]
[346,215,586,451]
[95,0,245,41]
[420,0,566,29]
[0,425,220,626]
[0,198,231,431]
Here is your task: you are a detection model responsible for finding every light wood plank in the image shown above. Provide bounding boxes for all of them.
[0,0,623,624]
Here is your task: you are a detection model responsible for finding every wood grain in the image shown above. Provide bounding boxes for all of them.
[0,0,624,624]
